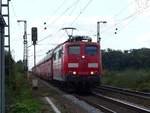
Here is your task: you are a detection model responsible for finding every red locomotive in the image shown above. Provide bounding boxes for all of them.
[32,35,102,91]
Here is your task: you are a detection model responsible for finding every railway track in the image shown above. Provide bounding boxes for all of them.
[93,92,150,113]
[75,91,150,113]
[99,85,150,99]
[95,85,150,108]
[75,95,116,113]
[74,85,150,113]
[35,77,150,113]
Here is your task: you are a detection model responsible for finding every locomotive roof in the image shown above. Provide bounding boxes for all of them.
[68,35,92,42]
[36,49,53,66]
[35,35,98,67]
[52,35,98,51]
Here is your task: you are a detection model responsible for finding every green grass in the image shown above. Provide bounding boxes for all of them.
[7,72,41,113]
[102,69,150,92]
[10,100,41,113]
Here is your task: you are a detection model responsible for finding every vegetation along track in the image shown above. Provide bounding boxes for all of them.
[95,85,150,108]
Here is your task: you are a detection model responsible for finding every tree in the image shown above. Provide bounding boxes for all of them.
[102,48,150,70]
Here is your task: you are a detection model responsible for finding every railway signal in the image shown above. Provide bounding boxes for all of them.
[31,27,38,67]
[31,27,38,45]
[31,27,38,89]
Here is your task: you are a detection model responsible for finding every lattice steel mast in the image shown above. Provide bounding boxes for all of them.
[17,20,28,71]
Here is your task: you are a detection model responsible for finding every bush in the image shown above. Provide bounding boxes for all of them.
[102,69,150,92]
[10,100,41,113]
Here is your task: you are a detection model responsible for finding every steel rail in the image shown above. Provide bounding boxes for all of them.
[98,85,150,99]
[93,92,150,113]
[75,95,117,113]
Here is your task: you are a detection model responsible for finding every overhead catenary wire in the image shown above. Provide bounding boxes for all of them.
[68,0,81,16]
[101,0,150,35]
[59,0,81,27]
[51,0,67,15]
[45,0,81,29]
[38,0,93,45]
[113,1,135,19]
[10,2,24,42]
[10,0,150,65]
[35,0,150,62]
[38,0,67,33]
[70,0,150,37]
[34,0,81,46]
[70,0,94,26]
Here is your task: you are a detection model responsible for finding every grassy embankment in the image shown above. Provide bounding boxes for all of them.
[5,53,42,113]
[6,72,41,113]
[102,69,150,92]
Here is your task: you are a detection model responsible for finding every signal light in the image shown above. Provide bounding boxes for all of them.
[31,27,38,45]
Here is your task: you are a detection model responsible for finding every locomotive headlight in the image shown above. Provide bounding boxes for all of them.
[82,55,85,59]
[90,71,94,75]
[73,71,76,75]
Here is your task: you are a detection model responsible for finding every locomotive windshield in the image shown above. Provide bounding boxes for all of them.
[68,45,80,55]
[85,45,97,56]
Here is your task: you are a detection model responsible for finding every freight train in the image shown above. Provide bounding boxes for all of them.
[32,35,102,91]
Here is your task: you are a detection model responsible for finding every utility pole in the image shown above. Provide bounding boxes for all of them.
[97,21,107,43]
[97,21,107,74]
[17,20,28,73]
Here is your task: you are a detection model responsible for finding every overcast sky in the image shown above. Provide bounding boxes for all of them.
[6,0,150,68]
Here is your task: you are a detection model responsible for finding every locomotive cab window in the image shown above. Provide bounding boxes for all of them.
[58,49,63,58]
[85,45,97,56]
[68,45,80,55]
[53,53,56,60]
